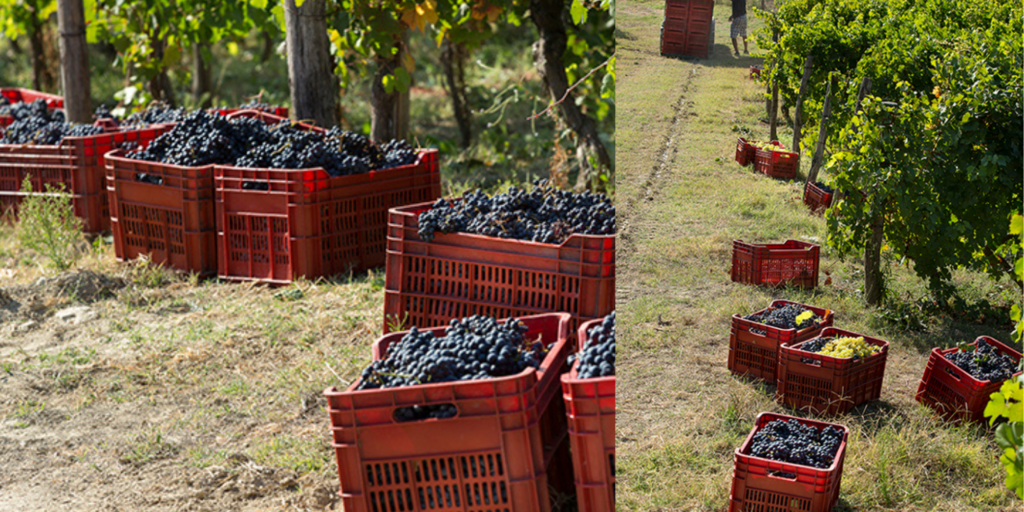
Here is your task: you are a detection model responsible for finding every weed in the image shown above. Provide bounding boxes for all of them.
[16,178,82,271]
[119,431,180,466]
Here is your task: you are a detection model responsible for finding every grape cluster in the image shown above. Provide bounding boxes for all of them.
[749,419,844,469]
[417,179,615,244]
[128,110,419,176]
[815,181,835,194]
[0,100,102,145]
[944,339,1017,383]
[572,312,615,379]
[356,315,548,412]
[743,303,818,331]
[121,103,187,127]
[800,336,880,360]
[0,98,53,120]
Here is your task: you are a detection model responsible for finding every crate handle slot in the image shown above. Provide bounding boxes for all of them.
[392,403,459,423]
[766,469,798,480]
[134,173,163,186]
[242,181,270,191]
[942,365,963,381]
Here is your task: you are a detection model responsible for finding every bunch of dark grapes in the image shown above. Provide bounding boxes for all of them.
[237,123,372,176]
[815,181,835,194]
[121,103,188,127]
[356,316,549,421]
[127,110,271,166]
[744,303,818,330]
[237,99,274,112]
[572,312,615,379]
[749,419,844,469]
[93,104,112,120]
[800,337,830,354]
[944,339,1017,382]
[417,179,615,244]
[378,139,417,169]
[0,100,101,145]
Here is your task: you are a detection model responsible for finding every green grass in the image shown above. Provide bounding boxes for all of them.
[616,1,1021,510]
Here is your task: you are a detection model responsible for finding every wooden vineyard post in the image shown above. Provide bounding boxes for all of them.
[284,0,339,127]
[56,0,91,123]
[805,74,833,186]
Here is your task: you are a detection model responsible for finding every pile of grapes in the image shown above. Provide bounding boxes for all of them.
[752,141,787,153]
[355,316,549,420]
[814,181,835,194]
[749,418,844,469]
[743,303,819,331]
[127,110,418,176]
[944,339,1018,383]
[120,103,187,127]
[417,179,615,244]
[0,99,102,145]
[800,336,880,360]
[573,312,615,379]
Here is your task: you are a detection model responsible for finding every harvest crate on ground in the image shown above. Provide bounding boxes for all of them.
[804,181,834,214]
[777,327,889,415]
[915,336,1022,424]
[325,313,572,512]
[382,202,615,337]
[104,110,328,275]
[215,150,440,284]
[734,138,780,167]
[753,145,799,179]
[660,0,713,59]
[560,318,616,512]
[728,300,833,383]
[1,125,165,232]
[729,412,848,512]
[731,239,820,289]
[0,88,64,127]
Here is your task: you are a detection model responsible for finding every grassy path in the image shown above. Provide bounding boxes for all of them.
[616,1,1020,511]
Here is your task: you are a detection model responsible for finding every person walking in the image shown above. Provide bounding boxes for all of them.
[729,0,748,57]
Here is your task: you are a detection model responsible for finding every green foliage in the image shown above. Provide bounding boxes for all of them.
[0,0,56,41]
[16,178,82,272]
[761,0,1023,295]
[983,213,1024,498]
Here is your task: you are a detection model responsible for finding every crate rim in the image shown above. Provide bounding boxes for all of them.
[929,335,1022,387]
[785,327,890,362]
[214,148,438,185]
[736,411,849,473]
[327,312,572,397]
[390,200,617,251]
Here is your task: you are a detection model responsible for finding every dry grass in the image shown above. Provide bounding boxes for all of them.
[616,1,1021,511]
[0,223,384,510]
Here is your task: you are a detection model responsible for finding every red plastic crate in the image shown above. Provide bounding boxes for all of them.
[729,300,834,383]
[778,327,889,415]
[750,66,763,79]
[105,111,312,274]
[754,146,800,179]
[731,239,820,289]
[325,313,572,512]
[382,202,615,338]
[804,182,834,214]
[735,139,781,167]
[0,126,165,232]
[661,0,713,59]
[214,150,440,284]
[560,318,616,512]
[915,336,1022,424]
[730,412,848,512]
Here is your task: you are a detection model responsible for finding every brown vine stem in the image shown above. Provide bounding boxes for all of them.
[527,54,614,121]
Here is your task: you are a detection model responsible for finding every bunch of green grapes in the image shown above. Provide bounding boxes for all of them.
[751,141,786,152]
[804,336,880,360]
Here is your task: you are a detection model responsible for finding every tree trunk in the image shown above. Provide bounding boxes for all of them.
[805,75,833,186]
[56,0,91,123]
[769,79,779,141]
[530,0,611,192]
[441,38,472,148]
[260,30,275,63]
[28,12,52,92]
[284,0,338,127]
[865,212,884,305]
[792,55,812,154]
[148,37,177,107]
[191,43,212,108]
